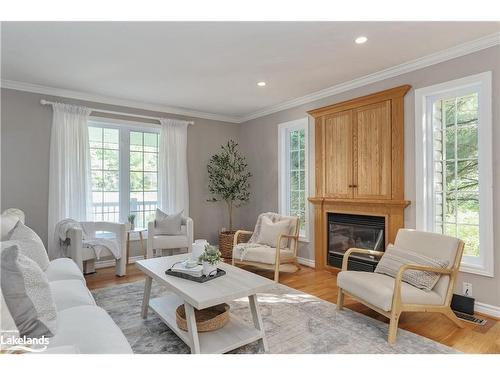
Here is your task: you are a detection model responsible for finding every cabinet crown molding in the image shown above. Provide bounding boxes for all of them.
[307,84,411,118]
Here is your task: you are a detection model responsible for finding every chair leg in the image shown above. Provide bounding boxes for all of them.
[388,310,401,344]
[336,288,344,311]
[274,264,280,283]
[443,307,465,328]
[115,257,126,277]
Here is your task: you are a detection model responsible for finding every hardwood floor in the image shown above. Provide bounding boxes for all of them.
[86,263,500,354]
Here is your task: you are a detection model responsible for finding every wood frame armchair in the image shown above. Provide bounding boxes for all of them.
[336,230,465,344]
[231,216,301,282]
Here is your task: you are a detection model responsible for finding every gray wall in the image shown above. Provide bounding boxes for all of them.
[238,46,500,307]
[2,46,499,307]
[0,88,241,254]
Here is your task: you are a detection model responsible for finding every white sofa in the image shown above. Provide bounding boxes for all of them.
[1,209,132,354]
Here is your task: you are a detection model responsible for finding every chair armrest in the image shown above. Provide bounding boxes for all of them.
[391,264,453,310]
[147,220,155,236]
[233,230,253,246]
[67,227,83,271]
[185,217,194,253]
[342,248,385,271]
[277,233,300,257]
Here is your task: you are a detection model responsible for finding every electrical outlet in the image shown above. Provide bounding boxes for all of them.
[463,282,473,297]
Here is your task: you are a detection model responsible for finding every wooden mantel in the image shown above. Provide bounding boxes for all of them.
[308,85,411,271]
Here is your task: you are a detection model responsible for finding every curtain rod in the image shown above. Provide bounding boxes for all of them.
[40,99,194,125]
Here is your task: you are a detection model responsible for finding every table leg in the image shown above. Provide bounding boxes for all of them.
[184,302,201,354]
[248,294,268,352]
[139,231,146,259]
[141,276,152,319]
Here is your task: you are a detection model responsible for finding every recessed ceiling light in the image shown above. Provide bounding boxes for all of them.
[257,81,266,87]
[355,36,368,44]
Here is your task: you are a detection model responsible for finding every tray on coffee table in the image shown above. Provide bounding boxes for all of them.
[165,268,226,283]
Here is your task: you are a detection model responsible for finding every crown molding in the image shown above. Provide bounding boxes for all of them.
[0,80,241,124]
[239,32,500,123]
[2,32,499,124]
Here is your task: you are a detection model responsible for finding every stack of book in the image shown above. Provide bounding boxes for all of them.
[171,260,203,278]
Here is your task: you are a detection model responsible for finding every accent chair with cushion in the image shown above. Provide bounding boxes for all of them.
[66,221,128,276]
[336,228,465,344]
[146,209,193,259]
[232,212,300,282]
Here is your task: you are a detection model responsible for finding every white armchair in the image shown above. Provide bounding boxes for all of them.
[146,217,193,258]
[67,221,127,277]
[336,229,465,344]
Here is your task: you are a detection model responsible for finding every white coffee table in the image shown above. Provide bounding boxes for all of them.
[135,254,274,354]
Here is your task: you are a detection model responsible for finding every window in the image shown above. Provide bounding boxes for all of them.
[129,131,159,228]
[278,118,309,240]
[89,120,160,228]
[415,72,493,276]
[89,126,120,222]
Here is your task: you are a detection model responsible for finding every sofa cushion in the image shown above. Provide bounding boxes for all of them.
[49,280,96,312]
[152,235,188,249]
[47,305,132,354]
[1,244,57,337]
[232,245,294,265]
[337,271,444,312]
[46,258,85,283]
[6,221,50,271]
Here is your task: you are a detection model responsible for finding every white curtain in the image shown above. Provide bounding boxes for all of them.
[48,103,92,259]
[158,118,190,215]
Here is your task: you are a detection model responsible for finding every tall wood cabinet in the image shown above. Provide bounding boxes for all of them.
[312,86,410,202]
[308,85,411,270]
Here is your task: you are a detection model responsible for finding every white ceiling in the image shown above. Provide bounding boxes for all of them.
[1,22,499,122]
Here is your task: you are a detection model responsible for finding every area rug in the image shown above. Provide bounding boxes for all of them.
[91,281,458,354]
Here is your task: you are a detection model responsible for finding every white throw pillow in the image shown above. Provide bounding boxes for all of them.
[1,289,20,342]
[154,209,183,235]
[7,221,50,271]
[257,217,291,248]
[1,213,20,240]
[375,244,449,291]
[1,244,57,338]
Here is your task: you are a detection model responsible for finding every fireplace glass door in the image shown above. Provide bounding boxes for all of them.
[327,213,385,271]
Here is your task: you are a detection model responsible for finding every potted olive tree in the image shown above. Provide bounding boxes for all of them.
[207,140,251,259]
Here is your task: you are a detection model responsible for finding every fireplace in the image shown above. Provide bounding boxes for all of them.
[327,213,385,272]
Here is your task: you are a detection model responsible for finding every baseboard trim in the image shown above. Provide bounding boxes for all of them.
[475,301,500,319]
[94,255,144,269]
[297,257,315,268]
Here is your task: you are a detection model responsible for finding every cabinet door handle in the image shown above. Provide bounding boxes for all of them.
[348,184,358,188]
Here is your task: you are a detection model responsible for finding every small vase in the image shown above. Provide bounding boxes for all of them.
[202,262,218,276]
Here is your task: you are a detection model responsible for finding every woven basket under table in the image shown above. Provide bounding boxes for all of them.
[176,303,230,332]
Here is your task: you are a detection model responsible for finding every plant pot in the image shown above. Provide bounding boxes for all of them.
[202,261,218,276]
[218,231,236,259]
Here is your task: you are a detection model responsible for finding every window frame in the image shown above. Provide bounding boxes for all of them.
[414,72,494,277]
[278,117,310,242]
[88,117,161,232]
